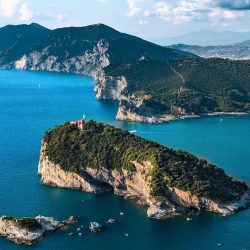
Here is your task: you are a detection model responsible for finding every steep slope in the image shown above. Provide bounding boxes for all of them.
[39,121,250,219]
[101,58,250,123]
[1,23,195,74]
[0,23,50,65]
[169,42,250,60]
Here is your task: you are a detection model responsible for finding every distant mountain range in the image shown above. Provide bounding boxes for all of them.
[0,23,249,123]
[151,30,250,46]
[169,40,250,60]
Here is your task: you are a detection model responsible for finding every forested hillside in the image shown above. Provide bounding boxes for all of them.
[105,58,250,115]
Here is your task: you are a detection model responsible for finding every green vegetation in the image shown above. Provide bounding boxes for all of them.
[0,24,49,65]
[0,23,194,67]
[44,121,247,203]
[2,216,42,230]
[105,58,250,115]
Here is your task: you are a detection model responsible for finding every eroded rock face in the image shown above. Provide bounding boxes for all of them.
[116,97,177,124]
[38,144,110,194]
[14,40,110,76]
[38,143,250,219]
[0,216,63,245]
[116,104,168,124]
[94,75,127,100]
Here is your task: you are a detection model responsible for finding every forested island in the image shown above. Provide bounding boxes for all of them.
[38,121,250,219]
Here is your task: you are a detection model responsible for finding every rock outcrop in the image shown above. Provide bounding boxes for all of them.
[116,103,174,124]
[94,74,127,100]
[38,142,250,219]
[116,96,198,124]
[14,40,110,76]
[38,144,111,194]
[0,215,76,245]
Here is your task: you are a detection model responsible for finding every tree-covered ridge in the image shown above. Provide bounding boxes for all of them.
[44,121,247,203]
[34,24,194,62]
[0,24,50,65]
[0,23,195,67]
[105,58,250,115]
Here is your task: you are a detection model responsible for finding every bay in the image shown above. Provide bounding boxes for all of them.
[0,69,249,250]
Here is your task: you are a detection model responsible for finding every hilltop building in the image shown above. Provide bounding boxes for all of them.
[70,115,86,130]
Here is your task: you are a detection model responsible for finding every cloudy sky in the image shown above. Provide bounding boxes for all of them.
[0,0,249,38]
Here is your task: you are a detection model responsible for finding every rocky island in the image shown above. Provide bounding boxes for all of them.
[38,120,250,219]
[0,215,77,245]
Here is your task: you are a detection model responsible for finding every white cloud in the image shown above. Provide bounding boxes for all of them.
[126,0,144,17]
[19,3,33,21]
[0,0,34,21]
[142,0,248,24]
[0,0,21,17]
[209,8,244,19]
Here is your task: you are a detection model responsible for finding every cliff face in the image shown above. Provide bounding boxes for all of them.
[94,74,127,100]
[116,98,175,124]
[38,142,250,219]
[38,144,111,194]
[116,96,191,124]
[13,40,110,76]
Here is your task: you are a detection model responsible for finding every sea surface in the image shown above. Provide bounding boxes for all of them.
[0,69,250,250]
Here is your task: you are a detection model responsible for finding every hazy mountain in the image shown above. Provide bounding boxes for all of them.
[151,30,250,46]
[169,40,250,60]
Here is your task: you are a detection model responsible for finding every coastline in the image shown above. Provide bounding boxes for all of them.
[116,108,249,125]
[1,67,249,125]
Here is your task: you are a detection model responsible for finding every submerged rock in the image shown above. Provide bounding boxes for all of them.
[62,215,79,226]
[106,218,116,224]
[89,222,105,233]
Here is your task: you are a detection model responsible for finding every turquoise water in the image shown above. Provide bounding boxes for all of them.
[0,69,250,250]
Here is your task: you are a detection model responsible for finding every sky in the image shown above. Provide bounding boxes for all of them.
[0,0,250,39]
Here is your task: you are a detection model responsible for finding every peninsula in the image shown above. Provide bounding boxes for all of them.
[1,23,250,123]
[38,119,250,219]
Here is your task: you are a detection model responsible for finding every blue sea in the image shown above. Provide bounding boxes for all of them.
[0,69,250,250]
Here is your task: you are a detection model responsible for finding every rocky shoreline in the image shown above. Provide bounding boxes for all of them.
[38,142,250,219]
[94,74,249,124]
[0,215,78,245]
[116,105,249,124]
